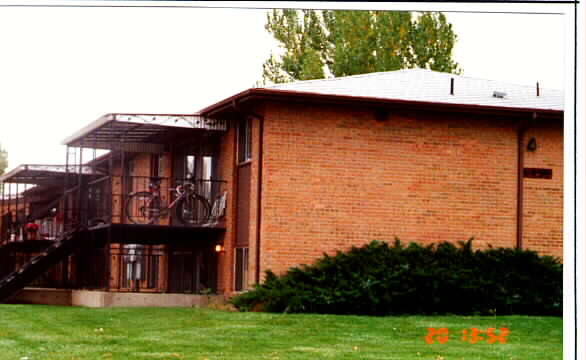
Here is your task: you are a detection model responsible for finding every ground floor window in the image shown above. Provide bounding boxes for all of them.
[234,247,249,291]
[120,244,163,291]
[123,244,145,286]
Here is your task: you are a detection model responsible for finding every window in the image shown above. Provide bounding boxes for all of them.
[126,160,135,176]
[147,254,159,289]
[201,156,213,200]
[123,244,144,287]
[234,247,249,291]
[202,156,213,180]
[238,118,252,163]
[185,155,196,179]
[151,154,165,177]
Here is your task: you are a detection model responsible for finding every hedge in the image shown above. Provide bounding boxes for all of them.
[230,240,562,316]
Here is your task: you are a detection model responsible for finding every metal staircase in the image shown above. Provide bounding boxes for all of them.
[0,241,16,261]
[0,226,86,303]
[0,241,19,280]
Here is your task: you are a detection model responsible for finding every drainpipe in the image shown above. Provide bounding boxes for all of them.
[516,115,534,249]
[228,114,238,293]
[516,127,526,249]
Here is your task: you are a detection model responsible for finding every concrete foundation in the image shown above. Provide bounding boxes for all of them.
[13,288,72,306]
[13,288,226,308]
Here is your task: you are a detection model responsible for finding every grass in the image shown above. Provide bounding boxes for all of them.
[0,305,562,360]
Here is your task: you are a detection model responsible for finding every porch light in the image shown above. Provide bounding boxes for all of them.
[215,244,225,253]
[527,137,537,152]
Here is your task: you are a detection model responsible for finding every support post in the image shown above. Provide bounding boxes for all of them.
[120,139,126,224]
[15,182,19,240]
[64,145,70,231]
[8,183,13,234]
[77,142,84,226]
[1,181,4,243]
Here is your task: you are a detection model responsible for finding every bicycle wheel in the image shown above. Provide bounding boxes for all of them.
[175,193,211,226]
[125,192,161,225]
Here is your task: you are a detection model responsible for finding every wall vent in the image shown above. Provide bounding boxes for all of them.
[493,91,507,99]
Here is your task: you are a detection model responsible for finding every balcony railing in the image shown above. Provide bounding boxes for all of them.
[0,213,63,248]
[0,176,227,246]
[52,176,227,229]
[1,246,217,294]
[103,176,227,227]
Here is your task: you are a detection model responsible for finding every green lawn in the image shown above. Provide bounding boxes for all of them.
[0,305,561,360]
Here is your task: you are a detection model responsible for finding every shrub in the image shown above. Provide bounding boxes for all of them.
[230,240,562,316]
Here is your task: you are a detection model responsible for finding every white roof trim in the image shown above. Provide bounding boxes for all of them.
[0,164,96,184]
[62,113,228,147]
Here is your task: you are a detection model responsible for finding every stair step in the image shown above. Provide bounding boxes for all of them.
[0,227,84,303]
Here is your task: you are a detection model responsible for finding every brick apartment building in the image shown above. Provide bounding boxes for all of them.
[0,69,563,304]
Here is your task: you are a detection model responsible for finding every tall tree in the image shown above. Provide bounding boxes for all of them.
[261,10,461,84]
[0,143,7,194]
[0,143,7,176]
[262,9,327,83]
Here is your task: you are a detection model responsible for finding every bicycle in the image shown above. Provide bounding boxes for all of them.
[125,176,211,226]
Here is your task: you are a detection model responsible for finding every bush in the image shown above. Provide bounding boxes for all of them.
[230,240,562,316]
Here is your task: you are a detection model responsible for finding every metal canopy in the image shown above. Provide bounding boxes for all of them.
[62,113,228,151]
[0,164,98,185]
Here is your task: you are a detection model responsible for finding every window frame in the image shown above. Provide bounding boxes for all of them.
[234,247,249,292]
[237,117,252,165]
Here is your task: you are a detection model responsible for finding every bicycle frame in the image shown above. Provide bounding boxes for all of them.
[126,177,211,225]
[167,182,195,209]
[143,178,195,210]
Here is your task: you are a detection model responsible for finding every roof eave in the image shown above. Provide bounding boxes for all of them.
[198,88,563,119]
[0,164,27,183]
[62,113,114,146]
[197,89,256,117]
[0,164,97,184]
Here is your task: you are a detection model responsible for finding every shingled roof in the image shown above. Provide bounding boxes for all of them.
[263,69,563,112]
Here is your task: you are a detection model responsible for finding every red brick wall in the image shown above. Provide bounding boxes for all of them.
[258,102,563,277]
[522,123,564,258]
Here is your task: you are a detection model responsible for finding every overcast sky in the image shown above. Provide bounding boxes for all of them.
[0,3,567,170]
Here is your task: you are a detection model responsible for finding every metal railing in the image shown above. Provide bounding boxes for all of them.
[84,246,216,293]
[0,214,64,247]
[107,176,227,227]
[0,176,226,244]
[0,175,227,246]
[0,238,217,294]
[0,246,217,294]
[0,251,72,289]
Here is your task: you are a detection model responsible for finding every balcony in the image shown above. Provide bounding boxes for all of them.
[0,243,217,294]
[0,164,97,246]
[84,175,227,229]
[59,112,229,237]
[75,244,217,293]
[1,113,229,245]
[1,173,227,249]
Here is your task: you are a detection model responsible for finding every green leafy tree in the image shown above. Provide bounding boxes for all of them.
[0,143,7,176]
[0,144,7,194]
[261,10,461,84]
[261,9,327,83]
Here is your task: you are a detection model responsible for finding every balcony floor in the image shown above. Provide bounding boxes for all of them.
[0,239,55,252]
[87,222,225,245]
